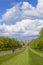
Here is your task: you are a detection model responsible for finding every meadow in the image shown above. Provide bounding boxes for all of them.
[29,47,43,65]
[0,47,29,65]
[0,46,43,65]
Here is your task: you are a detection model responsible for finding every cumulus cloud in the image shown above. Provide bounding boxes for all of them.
[0,0,43,38]
[0,0,43,23]
[0,19,43,37]
[22,0,43,19]
[1,3,22,24]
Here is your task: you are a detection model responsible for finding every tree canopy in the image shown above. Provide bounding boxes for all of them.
[0,37,22,51]
[29,27,43,51]
[39,28,43,36]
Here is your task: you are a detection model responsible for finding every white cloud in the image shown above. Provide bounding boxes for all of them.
[0,0,43,23]
[23,30,38,36]
[1,3,22,23]
[22,2,33,10]
[22,0,43,19]
[0,19,43,36]
[0,0,43,38]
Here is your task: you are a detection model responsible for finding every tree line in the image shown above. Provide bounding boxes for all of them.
[29,28,43,51]
[0,37,22,51]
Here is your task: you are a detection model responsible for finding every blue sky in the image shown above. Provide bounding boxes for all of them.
[0,0,37,18]
[0,0,43,40]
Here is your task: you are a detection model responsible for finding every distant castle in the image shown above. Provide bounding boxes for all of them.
[19,40,29,46]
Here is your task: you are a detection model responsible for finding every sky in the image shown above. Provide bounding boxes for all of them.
[0,0,43,40]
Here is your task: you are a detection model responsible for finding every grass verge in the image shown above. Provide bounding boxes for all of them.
[0,47,29,65]
[29,47,43,65]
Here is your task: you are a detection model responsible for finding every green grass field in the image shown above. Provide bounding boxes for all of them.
[0,46,43,65]
[0,47,29,65]
[29,47,43,65]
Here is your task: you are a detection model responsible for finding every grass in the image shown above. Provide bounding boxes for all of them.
[0,46,29,65]
[29,47,43,65]
[0,46,43,65]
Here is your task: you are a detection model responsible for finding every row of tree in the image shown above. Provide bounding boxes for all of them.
[0,37,22,51]
[29,28,43,51]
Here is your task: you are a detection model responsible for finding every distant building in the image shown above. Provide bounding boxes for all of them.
[21,40,29,46]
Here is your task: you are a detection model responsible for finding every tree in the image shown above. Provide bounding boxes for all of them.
[0,41,4,50]
[37,41,43,50]
[0,37,22,51]
[17,40,22,48]
[39,28,43,36]
[29,28,43,50]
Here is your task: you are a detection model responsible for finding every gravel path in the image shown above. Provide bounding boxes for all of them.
[0,47,25,56]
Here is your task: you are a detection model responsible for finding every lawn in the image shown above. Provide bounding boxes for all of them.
[0,47,29,65]
[0,46,43,65]
[29,47,43,65]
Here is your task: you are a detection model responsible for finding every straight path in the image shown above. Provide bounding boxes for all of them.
[1,46,29,65]
[0,47,25,56]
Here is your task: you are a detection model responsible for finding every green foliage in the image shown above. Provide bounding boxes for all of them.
[39,28,43,36]
[29,27,43,51]
[0,37,22,51]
